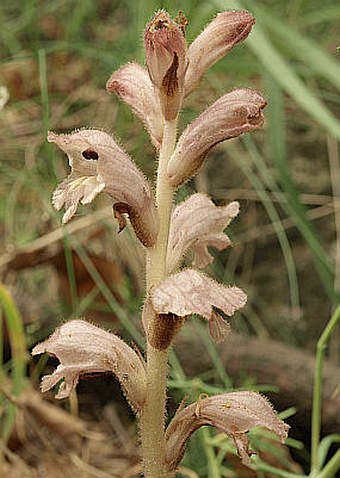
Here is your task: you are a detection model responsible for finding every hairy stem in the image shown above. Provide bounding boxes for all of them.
[140,120,177,478]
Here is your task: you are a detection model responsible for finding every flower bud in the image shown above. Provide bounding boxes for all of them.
[48,129,159,247]
[32,320,147,411]
[185,11,255,96]
[144,10,187,120]
[149,268,246,343]
[106,62,163,148]
[167,88,266,187]
[165,391,289,471]
[167,193,239,273]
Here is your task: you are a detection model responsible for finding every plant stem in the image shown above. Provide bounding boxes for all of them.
[310,305,340,476]
[146,120,177,288]
[140,119,177,478]
[316,450,340,478]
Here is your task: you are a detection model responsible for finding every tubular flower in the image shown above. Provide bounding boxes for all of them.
[184,11,255,96]
[48,129,159,247]
[165,391,290,471]
[144,10,187,120]
[167,88,267,187]
[32,320,147,411]
[106,62,164,149]
[149,268,246,344]
[167,193,239,273]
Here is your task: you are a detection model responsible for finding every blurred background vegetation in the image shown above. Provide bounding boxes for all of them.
[0,0,339,477]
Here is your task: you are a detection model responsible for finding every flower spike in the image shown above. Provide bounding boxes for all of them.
[144,10,187,120]
[167,88,266,187]
[167,193,239,273]
[185,11,255,96]
[32,320,147,411]
[106,62,164,149]
[165,391,289,471]
[48,129,159,247]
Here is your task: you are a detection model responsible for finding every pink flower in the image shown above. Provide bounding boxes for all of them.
[185,11,255,95]
[167,88,266,187]
[48,129,159,247]
[167,193,239,273]
[106,62,163,148]
[144,10,187,120]
[32,320,146,411]
[148,268,246,348]
[165,391,289,471]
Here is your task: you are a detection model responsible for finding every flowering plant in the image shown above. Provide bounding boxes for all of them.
[32,9,288,478]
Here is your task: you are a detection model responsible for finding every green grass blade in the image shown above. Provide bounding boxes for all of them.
[215,0,340,141]
[300,5,340,27]
[317,450,340,478]
[199,427,221,478]
[62,239,79,311]
[69,239,144,346]
[193,318,232,389]
[263,72,335,299]
[0,283,28,444]
[255,5,340,90]
[240,136,300,314]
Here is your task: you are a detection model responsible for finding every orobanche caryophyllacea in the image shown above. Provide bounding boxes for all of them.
[33,9,288,478]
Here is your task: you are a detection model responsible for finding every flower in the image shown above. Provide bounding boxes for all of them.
[184,11,255,96]
[107,9,257,133]
[149,268,246,347]
[144,10,187,120]
[167,193,239,273]
[106,62,163,148]
[48,129,159,247]
[167,88,266,187]
[165,391,289,471]
[32,320,147,411]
